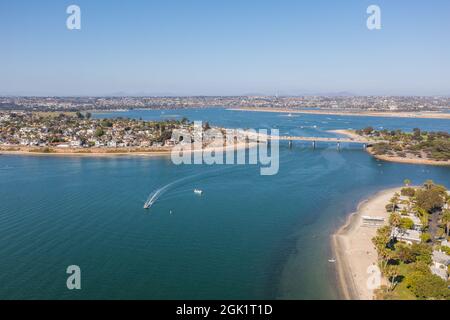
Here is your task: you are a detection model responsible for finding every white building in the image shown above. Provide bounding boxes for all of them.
[391,227,422,245]
[70,140,82,148]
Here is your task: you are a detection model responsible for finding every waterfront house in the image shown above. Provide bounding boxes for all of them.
[390,227,422,244]
[407,214,423,231]
[362,216,385,227]
[107,141,117,148]
[70,140,82,148]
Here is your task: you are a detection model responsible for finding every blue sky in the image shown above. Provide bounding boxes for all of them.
[0,0,449,96]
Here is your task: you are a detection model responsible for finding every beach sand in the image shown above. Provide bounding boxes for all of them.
[0,142,258,158]
[332,188,401,300]
[328,129,368,141]
[230,107,450,120]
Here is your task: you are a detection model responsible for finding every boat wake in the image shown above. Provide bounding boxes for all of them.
[144,181,177,209]
[143,166,238,210]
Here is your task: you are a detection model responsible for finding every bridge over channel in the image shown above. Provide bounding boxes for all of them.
[242,132,379,149]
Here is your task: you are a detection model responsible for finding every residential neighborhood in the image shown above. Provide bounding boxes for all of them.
[0,112,199,152]
[372,181,450,299]
[1,96,449,113]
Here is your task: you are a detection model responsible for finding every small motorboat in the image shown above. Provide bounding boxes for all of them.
[328,259,336,263]
[194,189,203,196]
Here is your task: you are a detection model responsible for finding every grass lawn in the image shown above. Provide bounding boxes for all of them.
[390,263,417,300]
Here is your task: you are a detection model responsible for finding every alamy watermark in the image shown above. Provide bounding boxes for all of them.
[170,121,279,176]
[64,5,381,32]
[367,5,381,30]
[66,5,81,30]
[66,265,81,290]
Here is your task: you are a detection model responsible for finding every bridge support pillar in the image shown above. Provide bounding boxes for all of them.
[289,140,293,149]
[312,141,316,149]
[337,142,341,151]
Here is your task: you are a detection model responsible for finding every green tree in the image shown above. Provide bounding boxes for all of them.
[389,194,400,212]
[400,217,414,230]
[401,187,415,197]
[404,179,411,187]
[420,233,432,243]
[75,111,84,119]
[101,119,113,128]
[372,226,392,271]
[95,127,105,137]
[415,186,446,212]
[394,243,415,263]
[389,213,401,228]
[410,243,432,265]
[405,272,450,300]
[384,265,400,292]
[442,210,450,238]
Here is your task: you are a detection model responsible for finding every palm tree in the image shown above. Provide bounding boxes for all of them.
[372,226,392,272]
[390,194,400,212]
[404,179,411,187]
[385,265,400,291]
[389,213,401,228]
[442,210,450,238]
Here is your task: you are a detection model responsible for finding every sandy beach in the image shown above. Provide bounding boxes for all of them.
[230,107,450,120]
[332,188,401,300]
[365,151,450,166]
[328,129,367,141]
[0,142,257,158]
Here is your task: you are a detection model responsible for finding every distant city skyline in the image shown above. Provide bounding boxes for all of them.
[1,0,450,96]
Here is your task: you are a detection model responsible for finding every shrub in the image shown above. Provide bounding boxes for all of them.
[405,272,450,300]
[420,233,432,243]
[401,187,416,197]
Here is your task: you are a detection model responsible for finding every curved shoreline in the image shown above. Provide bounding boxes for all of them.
[0,142,257,158]
[332,188,401,300]
[366,149,450,166]
[0,149,173,158]
[330,129,450,167]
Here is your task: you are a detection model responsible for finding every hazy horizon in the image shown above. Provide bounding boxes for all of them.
[1,0,450,96]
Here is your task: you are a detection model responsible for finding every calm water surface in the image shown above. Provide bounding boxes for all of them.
[0,108,449,299]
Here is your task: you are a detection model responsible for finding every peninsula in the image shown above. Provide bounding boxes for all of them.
[230,107,450,120]
[0,112,254,156]
[332,128,450,166]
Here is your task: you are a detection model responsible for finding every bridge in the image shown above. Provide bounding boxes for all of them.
[272,135,370,144]
[268,136,372,149]
[240,131,376,149]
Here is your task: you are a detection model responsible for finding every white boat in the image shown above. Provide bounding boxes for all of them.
[328,259,336,263]
[194,189,203,196]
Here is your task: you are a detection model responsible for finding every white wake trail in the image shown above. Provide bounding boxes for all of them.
[143,166,242,210]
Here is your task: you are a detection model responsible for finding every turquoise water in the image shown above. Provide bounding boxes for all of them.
[0,109,449,299]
